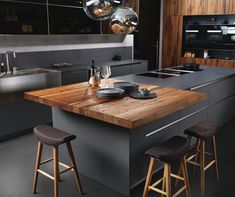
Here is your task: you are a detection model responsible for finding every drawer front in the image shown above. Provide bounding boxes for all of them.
[181,85,210,117]
[131,112,180,142]
[130,62,148,74]
[209,76,235,106]
[179,109,208,136]
[130,123,179,186]
[62,70,88,85]
[111,65,131,77]
[208,95,235,127]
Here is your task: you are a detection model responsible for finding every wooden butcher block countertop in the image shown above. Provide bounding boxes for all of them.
[24,80,206,129]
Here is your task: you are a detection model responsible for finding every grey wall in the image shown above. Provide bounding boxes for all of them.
[0,47,132,69]
[0,34,133,69]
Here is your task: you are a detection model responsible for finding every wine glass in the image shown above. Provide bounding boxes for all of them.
[101,65,111,88]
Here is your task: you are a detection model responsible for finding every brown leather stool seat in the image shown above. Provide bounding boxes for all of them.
[184,120,219,197]
[145,136,189,163]
[34,124,76,146]
[184,120,217,139]
[143,136,191,197]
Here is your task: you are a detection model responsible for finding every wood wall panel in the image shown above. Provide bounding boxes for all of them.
[162,0,235,68]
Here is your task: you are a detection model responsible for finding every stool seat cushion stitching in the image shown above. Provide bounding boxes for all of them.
[145,136,189,163]
[184,120,217,139]
[34,124,76,146]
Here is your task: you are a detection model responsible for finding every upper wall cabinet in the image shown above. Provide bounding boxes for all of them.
[48,0,83,7]
[0,0,100,34]
[49,5,100,34]
[0,1,48,34]
[8,0,46,3]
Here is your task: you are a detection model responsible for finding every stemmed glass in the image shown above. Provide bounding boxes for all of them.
[101,65,111,88]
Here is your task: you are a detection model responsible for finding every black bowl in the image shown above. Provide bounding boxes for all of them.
[183,63,200,71]
[113,82,139,94]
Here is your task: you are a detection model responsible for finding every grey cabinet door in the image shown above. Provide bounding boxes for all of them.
[130,112,180,186]
[62,70,88,85]
[208,95,235,127]
[181,85,210,117]
[111,65,131,77]
[209,76,235,106]
[130,62,148,74]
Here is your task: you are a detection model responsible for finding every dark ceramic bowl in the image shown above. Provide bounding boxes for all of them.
[113,82,139,94]
[183,63,200,71]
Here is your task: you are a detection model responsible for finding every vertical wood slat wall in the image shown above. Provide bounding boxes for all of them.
[162,0,235,68]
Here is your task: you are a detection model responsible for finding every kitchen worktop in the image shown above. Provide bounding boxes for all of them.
[117,65,235,90]
[48,59,146,73]
[24,80,206,129]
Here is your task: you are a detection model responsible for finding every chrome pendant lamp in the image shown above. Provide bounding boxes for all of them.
[83,0,139,34]
[83,0,123,21]
[109,6,138,35]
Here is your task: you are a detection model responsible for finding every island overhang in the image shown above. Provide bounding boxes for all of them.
[24,80,207,129]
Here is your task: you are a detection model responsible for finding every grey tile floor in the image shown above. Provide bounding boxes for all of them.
[0,120,235,197]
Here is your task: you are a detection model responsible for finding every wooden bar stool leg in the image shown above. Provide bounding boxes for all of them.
[53,147,59,197]
[176,136,191,187]
[193,139,200,173]
[161,166,166,197]
[142,158,155,197]
[165,163,171,197]
[32,142,43,194]
[200,140,205,197]
[212,136,219,182]
[66,142,84,194]
[182,157,191,197]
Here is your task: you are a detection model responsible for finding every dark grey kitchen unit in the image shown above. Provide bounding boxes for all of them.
[60,59,148,85]
[27,65,235,196]
[0,69,61,140]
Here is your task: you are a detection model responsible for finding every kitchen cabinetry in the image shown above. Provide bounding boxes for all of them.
[62,70,88,85]
[0,0,100,34]
[0,1,48,34]
[10,0,46,3]
[48,0,83,7]
[179,75,235,131]
[61,61,148,85]
[49,5,99,34]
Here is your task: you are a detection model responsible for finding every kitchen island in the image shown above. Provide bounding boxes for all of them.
[25,80,205,196]
[25,65,235,196]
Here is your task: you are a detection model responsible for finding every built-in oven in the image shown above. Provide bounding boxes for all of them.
[205,25,224,48]
[183,25,205,48]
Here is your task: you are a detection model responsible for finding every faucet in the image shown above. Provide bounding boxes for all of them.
[5,51,16,75]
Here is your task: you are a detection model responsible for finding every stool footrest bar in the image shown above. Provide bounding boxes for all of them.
[37,169,55,181]
[148,186,167,195]
[171,173,184,181]
[59,167,74,174]
[151,177,164,188]
[172,186,186,197]
[204,160,216,171]
[40,158,53,165]
[187,160,200,166]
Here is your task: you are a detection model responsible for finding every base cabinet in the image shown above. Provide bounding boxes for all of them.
[61,61,148,85]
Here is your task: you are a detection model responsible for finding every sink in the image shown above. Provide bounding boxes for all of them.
[0,68,61,95]
[0,68,54,78]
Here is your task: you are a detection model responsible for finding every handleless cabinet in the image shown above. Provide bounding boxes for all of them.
[0,1,48,34]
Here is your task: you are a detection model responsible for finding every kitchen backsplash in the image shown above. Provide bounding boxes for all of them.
[0,34,133,69]
[0,47,132,69]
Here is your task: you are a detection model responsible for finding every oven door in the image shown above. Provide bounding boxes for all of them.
[183,25,205,48]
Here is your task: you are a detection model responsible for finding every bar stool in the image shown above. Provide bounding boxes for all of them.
[184,120,219,197]
[32,124,84,197]
[143,136,191,197]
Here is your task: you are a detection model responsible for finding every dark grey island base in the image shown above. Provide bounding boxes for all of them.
[52,66,235,196]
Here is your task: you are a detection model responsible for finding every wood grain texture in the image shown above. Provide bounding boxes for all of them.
[24,80,206,129]
[162,0,235,68]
